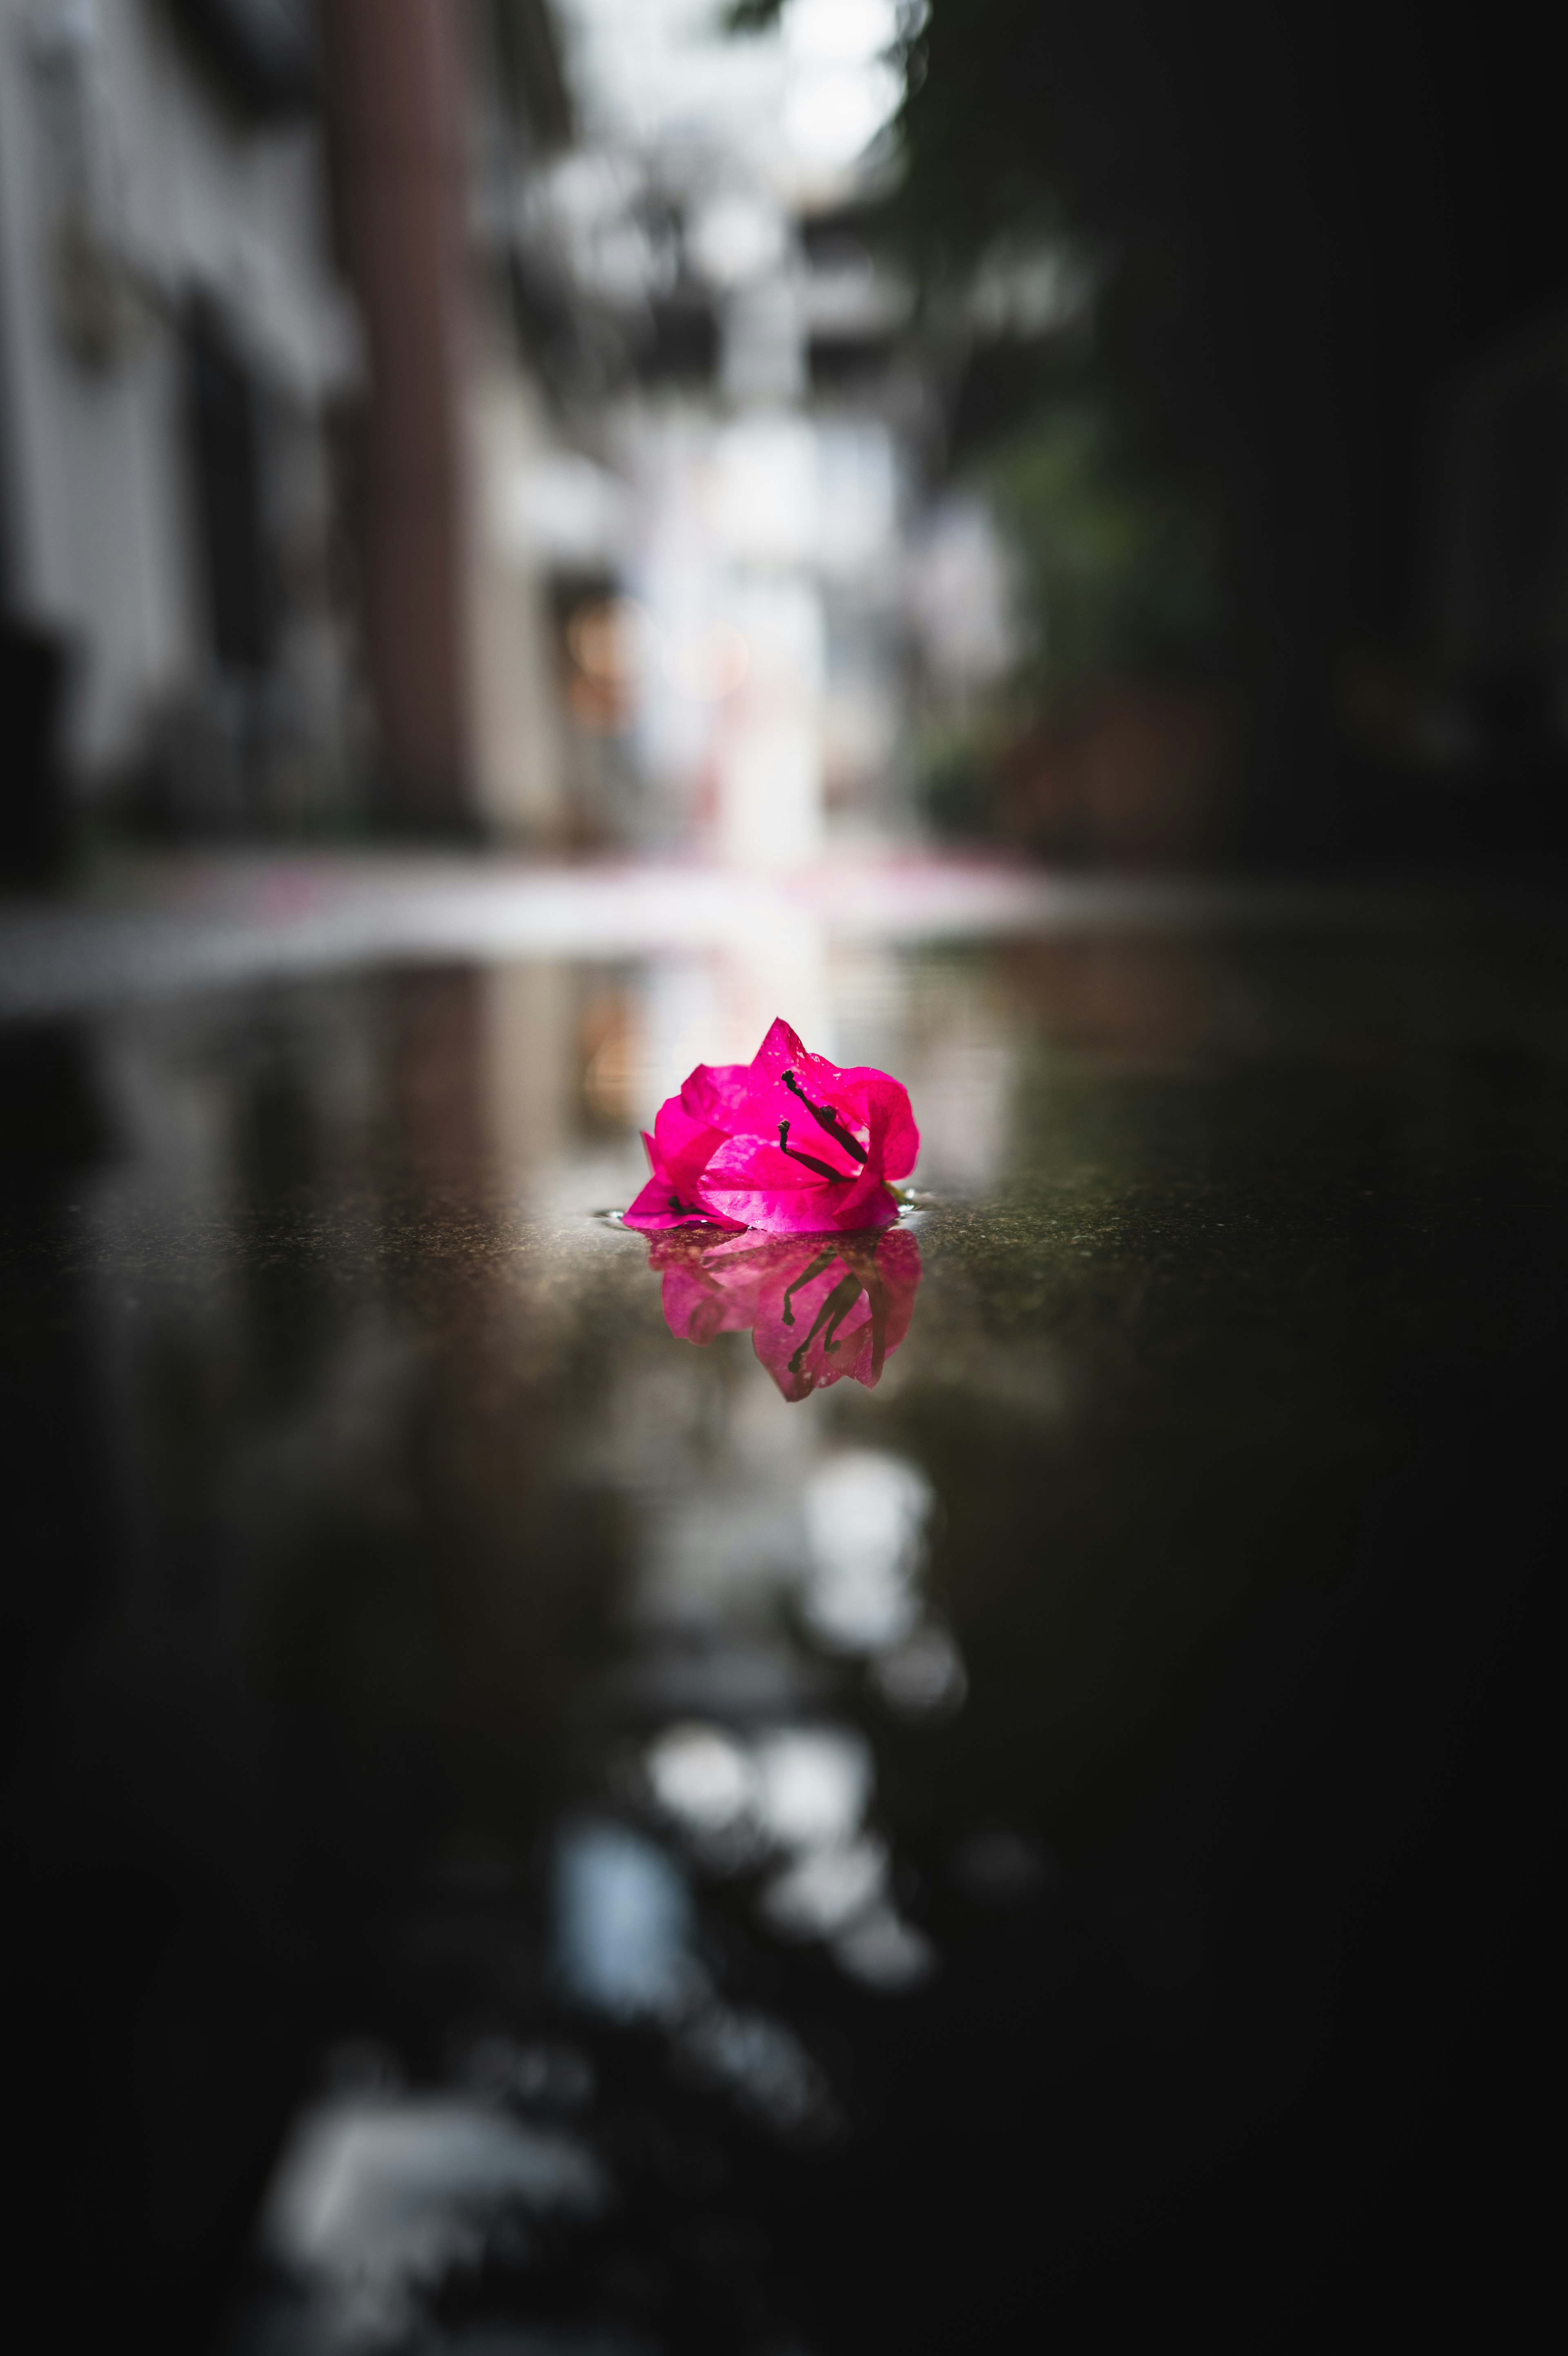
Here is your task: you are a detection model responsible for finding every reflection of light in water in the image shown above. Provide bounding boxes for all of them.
[871,1623,968,1718]
[801,1550,918,1653]
[260,2095,605,2345]
[752,1725,871,1849]
[949,1828,1056,1906]
[608,1249,957,1998]
[646,1720,759,1833]
[833,1905,937,1992]
[621,1635,817,1720]
[758,1844,939,1990]
[761,1833,887,1938]
[675,2001,839,2140]
[552,1821,699,2020]
[800,1450,931,1653]
[451,2034,595,2113]
[546,1823,852,2142]
[637,1485,805,1626]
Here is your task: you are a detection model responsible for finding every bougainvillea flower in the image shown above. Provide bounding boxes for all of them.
[624,1018,918,1236]
[648,1226,922,1402]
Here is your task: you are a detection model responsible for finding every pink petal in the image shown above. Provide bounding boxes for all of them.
[653,1096,729,1192]
[831,1066,919,1181]
[707,1138,839,1190]
[623,1129,744,1230]
[680,1058,764,1129]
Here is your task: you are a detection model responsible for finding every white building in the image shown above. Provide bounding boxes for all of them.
[0,0,364,831]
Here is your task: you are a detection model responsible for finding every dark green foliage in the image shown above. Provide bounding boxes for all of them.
[887,0,1067,279]
[984,398,1219,689]
[917,731,1000,839]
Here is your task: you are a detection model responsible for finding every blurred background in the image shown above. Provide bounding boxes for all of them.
[5,0,1568,890]
[2,9,1562,2355]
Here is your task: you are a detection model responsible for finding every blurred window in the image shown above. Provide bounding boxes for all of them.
[163,0,317,117]
[183,301,278,676]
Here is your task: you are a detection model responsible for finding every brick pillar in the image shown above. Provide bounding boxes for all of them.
[320,0,474,828]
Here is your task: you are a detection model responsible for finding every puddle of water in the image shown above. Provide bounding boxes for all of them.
[3,919,1562,2347]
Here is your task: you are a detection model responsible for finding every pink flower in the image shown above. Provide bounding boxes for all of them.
[648,1226,923,1402]
[624,1018,918,1237]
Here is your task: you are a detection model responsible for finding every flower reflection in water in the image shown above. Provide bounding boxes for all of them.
[647,1222,922,1401]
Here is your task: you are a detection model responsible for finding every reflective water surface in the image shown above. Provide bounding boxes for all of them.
[5,910,1560,2348]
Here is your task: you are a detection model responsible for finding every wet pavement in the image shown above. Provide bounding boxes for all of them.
[3,880,1559,2349]
[0,849,1392,1018]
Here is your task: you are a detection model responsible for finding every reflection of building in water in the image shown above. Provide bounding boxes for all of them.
[18,895,1559,2345]
[46,936,999,2349]
[598,1339,962,1986]
[42,911,1458,2353]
